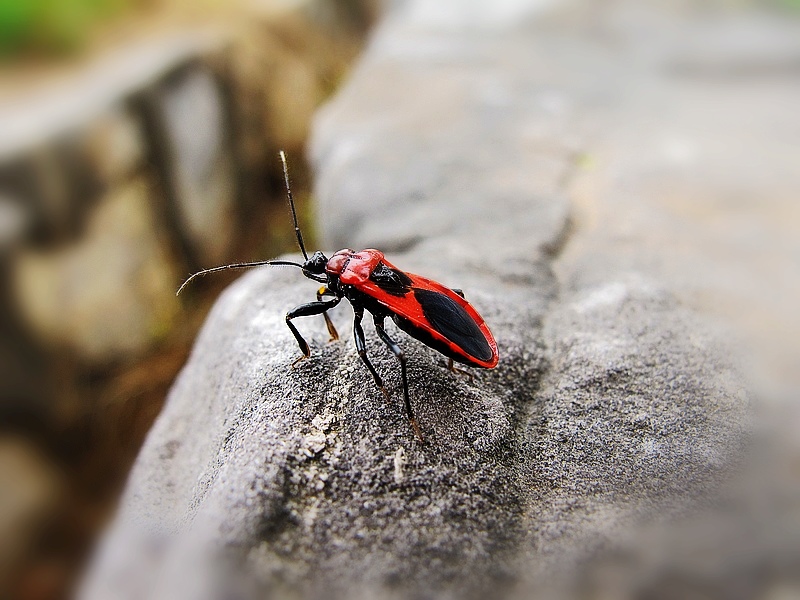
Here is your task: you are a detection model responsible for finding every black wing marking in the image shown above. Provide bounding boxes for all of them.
[369,262,413,296]
[413,289,493,361]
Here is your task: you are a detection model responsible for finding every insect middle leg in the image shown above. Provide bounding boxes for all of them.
[373,314,424,443]
[352,306,390,402]
[286,297,341,363]
[317,286,339,340]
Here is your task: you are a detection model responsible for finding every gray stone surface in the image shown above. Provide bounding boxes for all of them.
[81,0,800,598]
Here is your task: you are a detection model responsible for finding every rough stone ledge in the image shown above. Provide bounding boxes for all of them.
[74,1,782,598]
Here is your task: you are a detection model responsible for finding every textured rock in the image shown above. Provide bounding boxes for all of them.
[76,0,800,598]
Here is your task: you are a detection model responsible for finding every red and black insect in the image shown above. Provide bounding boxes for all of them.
[178,152,498,441]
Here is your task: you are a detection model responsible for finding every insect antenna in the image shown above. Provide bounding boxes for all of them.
[176,259,304,296]
[279,150,308,261]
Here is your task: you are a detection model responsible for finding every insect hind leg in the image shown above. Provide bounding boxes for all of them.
[447,357,474,380]
[446,288,473,379]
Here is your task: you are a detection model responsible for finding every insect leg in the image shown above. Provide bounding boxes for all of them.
[352,306,390,401]
[316,287,339,341]
[286,297,341,363]
[373,315,424,443]
[447,289,474,379]
[447,357,474,380]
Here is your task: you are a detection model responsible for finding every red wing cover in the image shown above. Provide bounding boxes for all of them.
[357,269,499,368]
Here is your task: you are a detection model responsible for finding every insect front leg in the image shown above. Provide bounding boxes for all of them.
[286,297,341,365]
[374,314,424,443]
[352,306,390,402]
[317,287,340,341]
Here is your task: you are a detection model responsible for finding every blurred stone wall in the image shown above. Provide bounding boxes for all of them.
[0,0,376,423]
[0,0,376,594]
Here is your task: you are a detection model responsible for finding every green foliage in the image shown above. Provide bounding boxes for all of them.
[0,0,131,57]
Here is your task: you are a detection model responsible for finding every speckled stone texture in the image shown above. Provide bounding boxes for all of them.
[77,0,800,598]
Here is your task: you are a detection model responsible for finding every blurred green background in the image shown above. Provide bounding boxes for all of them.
[0,0,134,56]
